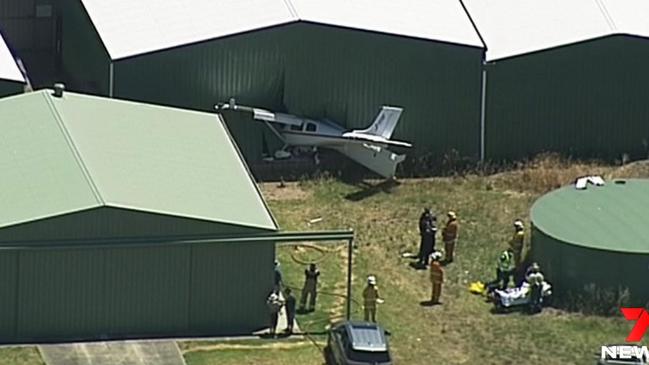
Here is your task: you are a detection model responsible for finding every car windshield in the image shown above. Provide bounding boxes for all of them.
[347,349,390,363]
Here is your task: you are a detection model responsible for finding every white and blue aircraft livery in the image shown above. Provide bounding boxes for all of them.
[216,99,412,178]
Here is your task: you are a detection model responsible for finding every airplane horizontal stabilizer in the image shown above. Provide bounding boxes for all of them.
[331,143,405,178]
[341,133,412,148]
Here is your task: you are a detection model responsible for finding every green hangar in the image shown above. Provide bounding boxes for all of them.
[0,88,278,343]
[465,0,649,162]
[0,31,24,97]
[58,0,485,165]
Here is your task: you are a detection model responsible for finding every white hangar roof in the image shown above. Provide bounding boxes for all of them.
[464,0,649,62]
[80,0,484,60]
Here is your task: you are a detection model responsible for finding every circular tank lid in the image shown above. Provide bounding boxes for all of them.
[531,178,649,253]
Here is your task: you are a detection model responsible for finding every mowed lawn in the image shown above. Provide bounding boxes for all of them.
[184,160,647,365]
[0,348,44,365]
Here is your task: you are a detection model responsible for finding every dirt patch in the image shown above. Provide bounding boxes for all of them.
[259,182,310,201]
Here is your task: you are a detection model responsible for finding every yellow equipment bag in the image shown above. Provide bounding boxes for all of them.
[469,281,486,295]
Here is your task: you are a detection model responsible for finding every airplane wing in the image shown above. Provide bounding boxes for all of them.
[216,100,302,127]
[329,143,405,178]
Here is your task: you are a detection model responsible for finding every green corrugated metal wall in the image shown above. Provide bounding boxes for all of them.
[283,23,483,159]
[0,239,274,343]
[486,35,649,161]
[190,242,272,334]
[113,25,291,162]
[110,22,483,163]
[0,80,23,97]
[0,251,17,339]
[60,0,109,95]
[532,225,649,306]
[18,248,106,339]
[0,207,265,243]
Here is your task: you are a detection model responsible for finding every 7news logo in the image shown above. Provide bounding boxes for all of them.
[601,308,649,362]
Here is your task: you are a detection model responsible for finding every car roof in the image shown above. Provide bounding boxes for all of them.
[341,321,388,352]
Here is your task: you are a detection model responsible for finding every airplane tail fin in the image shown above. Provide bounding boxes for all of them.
[353,106,403,139]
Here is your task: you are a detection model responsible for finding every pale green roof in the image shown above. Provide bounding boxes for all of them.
[531,179,649,253]
[0,90,277,231]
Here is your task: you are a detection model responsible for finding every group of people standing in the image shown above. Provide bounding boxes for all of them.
[414,208,460,305]
[265,209,545,336]
[490,219,547,313]
[266,261,321,337]
[416,209,459,267]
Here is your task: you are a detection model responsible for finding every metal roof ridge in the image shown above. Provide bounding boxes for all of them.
[215,114,280,230]
[283,0,300,20]
[41,91,106,207]
[593,0,618,32]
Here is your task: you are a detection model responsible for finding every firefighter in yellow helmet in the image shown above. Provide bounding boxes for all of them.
[442,211,459,263]
[510,219,525,269]
[363,275,383,322]
[429,252,444,304]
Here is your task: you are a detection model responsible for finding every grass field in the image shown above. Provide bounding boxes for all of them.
[0,347,44,365]
[183,157,649,365]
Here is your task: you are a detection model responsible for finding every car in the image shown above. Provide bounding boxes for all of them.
[326,320,392,365]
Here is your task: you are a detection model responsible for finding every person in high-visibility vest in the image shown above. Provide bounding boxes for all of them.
[442,211,459,263]
[496,248,515,290]
[510,219,525,269]
[526,262,545,313]
[429,252,444,304]
[363,275,383,322]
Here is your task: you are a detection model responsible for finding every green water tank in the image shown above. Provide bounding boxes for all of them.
[531,178,649,306]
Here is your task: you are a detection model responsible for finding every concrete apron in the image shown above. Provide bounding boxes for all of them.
[39,340,186,365]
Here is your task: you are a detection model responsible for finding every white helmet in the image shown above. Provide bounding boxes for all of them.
[430,251,443,261]
[513,219,524,229]
[367,275,377,285]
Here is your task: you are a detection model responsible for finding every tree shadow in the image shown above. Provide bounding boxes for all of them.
[344,178,400,202]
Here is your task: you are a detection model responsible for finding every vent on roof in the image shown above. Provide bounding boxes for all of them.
[53,83,65,98]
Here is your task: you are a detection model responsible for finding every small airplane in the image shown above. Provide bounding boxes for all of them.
[215,99,412,178]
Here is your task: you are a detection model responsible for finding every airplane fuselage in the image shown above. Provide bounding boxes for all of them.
[275,113,347,147]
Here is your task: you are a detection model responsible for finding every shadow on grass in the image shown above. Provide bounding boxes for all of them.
[344,179,400,202]
[419,300,441,307]
[408,262,428,270]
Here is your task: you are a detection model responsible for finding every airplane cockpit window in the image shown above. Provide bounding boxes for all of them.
[306,123,317,132]
[291,123,302,131]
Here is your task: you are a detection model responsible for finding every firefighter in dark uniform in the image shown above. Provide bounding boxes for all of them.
[284,288,297,334]
[300,263,320,312]
[417,210,437,267]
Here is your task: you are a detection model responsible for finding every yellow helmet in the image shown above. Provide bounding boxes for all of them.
[447,211,457,219]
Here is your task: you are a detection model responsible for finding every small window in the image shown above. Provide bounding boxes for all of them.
[306,123,317,132]
[290,123,302,131]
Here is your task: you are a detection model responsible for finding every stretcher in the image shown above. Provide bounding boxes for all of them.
[491,281,552,310]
